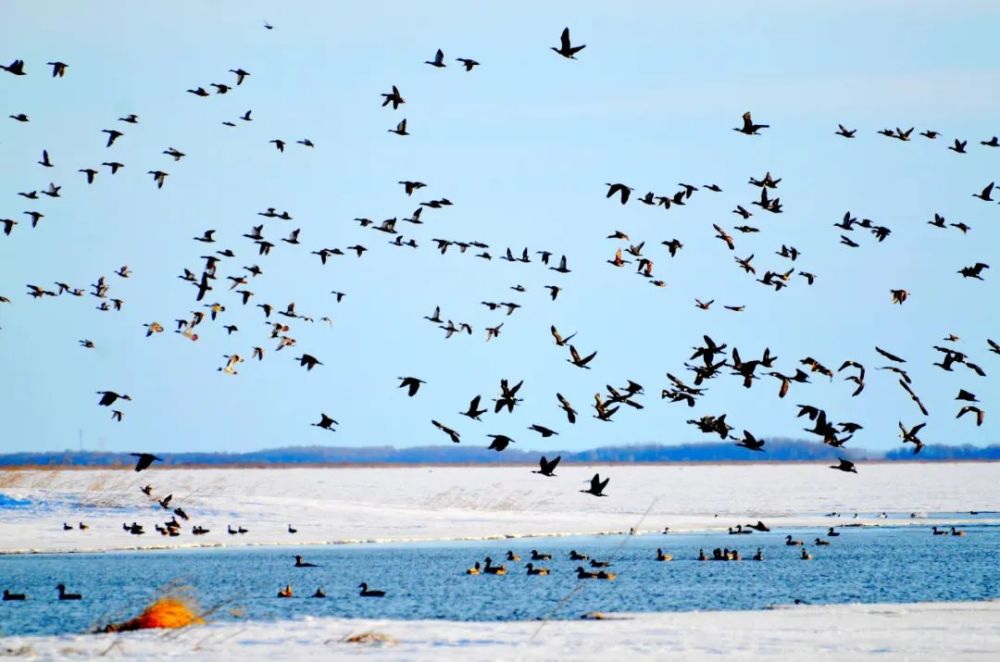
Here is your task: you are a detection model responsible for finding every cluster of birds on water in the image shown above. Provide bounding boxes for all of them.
[4,517,972,604]
[1,20,997,553]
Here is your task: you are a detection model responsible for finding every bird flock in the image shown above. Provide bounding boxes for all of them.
[1,19,997,526]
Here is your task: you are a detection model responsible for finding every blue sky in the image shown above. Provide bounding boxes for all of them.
[1,1,997,454]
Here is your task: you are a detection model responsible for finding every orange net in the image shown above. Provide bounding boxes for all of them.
[102,596,205,632]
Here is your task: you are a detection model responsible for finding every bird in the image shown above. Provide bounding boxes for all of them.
[734,111,769,135]
[312,413,338,431]
[56,584,82,600]
[97,391,131,407]
[389,119,409,135]
[830,458,858,474]
[460,395,487,420]
[605,182,633,204]
[582,473,609,496]
[528,424,558,438]
[949,139,967,154]
[270,139,286,152]
[294,555,317,568]
[131,453,161,472]
[533,455,560,477]
[358,583,385,597]
[382,86,405,109]
[230,68,250,85]
[425,49,446,68]
[890,289,908,304]
[551,27,586,59]
[1,59,27,75]
[487,434,515,452]
[432,420,461,444]
[567,344,597,369]
[973,182,994,201]
[398,376,425,396]
[835,124,856,138]
[957,405,985,427]
[456,58,480,71]
[38,150,54,167]
[102,129,124,147]
[295,354,323,370]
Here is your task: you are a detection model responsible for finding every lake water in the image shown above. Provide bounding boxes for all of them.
[1,525,998,636]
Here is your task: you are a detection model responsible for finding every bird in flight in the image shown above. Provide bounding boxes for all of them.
[551,28,585,59]
[131,453,161,472]
[734,111,769,135]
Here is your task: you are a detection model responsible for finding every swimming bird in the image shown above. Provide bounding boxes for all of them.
[56,584,81,600]
[551,27,585,59]
[2,589,26,601]
[483,557,506,575]
[525,563,549,575]
[466,562,481,575]
[358,582,385,598]
[294,555,317,568]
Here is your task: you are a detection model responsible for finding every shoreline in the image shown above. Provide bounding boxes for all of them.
[1,517,995,557]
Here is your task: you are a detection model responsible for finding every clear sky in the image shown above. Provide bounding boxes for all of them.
[1,1,997,454]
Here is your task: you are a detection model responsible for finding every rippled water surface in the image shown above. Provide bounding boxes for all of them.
[1,525,998,636]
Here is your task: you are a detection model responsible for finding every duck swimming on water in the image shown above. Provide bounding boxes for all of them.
[656,548,672,561]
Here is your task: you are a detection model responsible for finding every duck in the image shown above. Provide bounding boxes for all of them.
[697,548,708,561]
[827,527,840,537]
[655,548,672,561]
[785,535,804,546]
[950,527,966,537]
[466,562,481,575]
[288,525,297,534]
[505,550,521,562]
[728,550,741,561]
[358,583,385,597]
[530,550,552,561]
[569,550,589,561]
[752,548,764,561]
[589,559,611,568]
[277,585,293,598]
[814,538,831,546]
[63,523,73,531]
[3,589,26,601]
[525,563,550,576]
[932,526,949,536]
[800,548,812,560]
[56,584,82,600]
[311,588,326,598]
[483,557,506,575]
[596,571,617,580]
[294,555,317,568]
[575,566,597,579]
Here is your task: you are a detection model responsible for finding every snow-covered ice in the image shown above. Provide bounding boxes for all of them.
[1,463,997,554]
[3,601,999,660]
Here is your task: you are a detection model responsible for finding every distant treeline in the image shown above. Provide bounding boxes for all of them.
[1,439,998,467]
